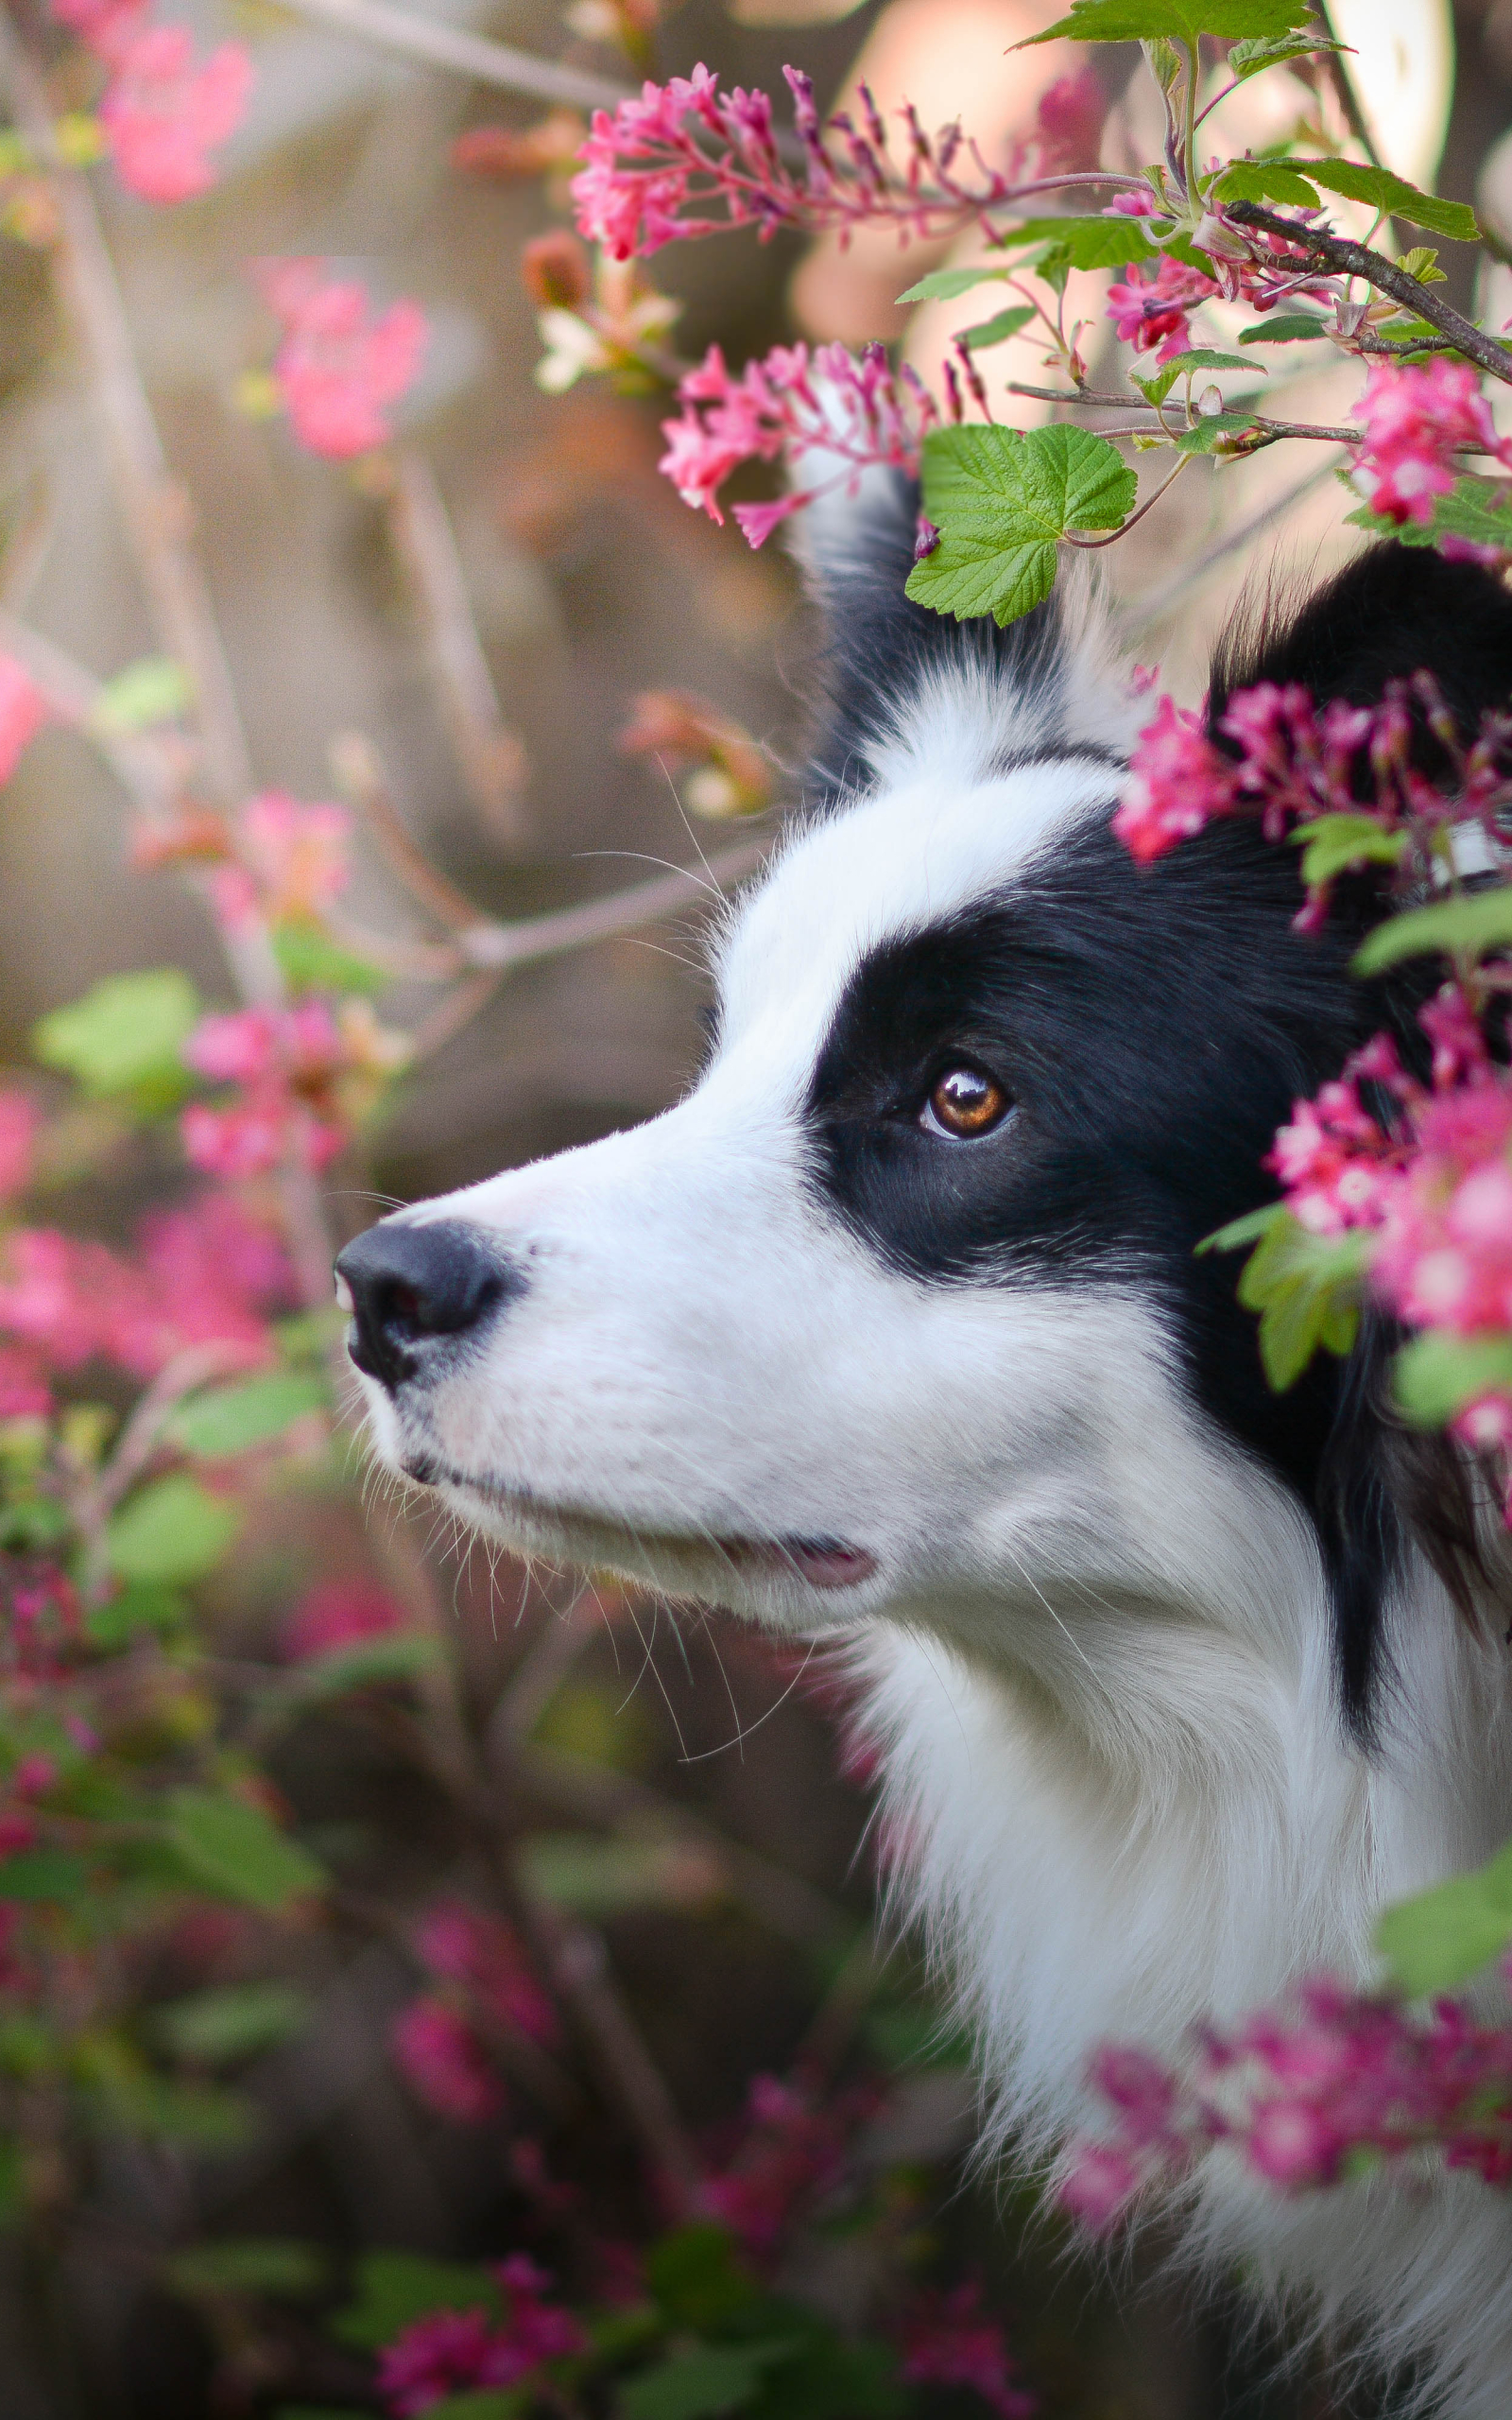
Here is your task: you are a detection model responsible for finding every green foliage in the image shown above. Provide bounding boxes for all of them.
[1352,886,1512,974]
[333,2251,503,2350]
[955,304,1037,352]
[1238,312,1332,343]
[1348,474,1512,560]
[266,1631,440,1716]
[32,969,199,1108]
[517,1831,722,1916]
[895,267,1015,304]
[90,657,192,735]
[1212,160,1326,209]
[0,1849,87,1901]
[164,1789,326,1910]
[619,2340,801,2420]
[1000,214,1157,269]
[1200,1204,1367,1389]
[1228,31,1348,77]
[1132,346,1259,405]
[166,1371,329,1460]
[1377,1840,1512,1994]
[1173,408,1263,454]
[1293,160,1479,243]
[1024,0,1312,45]
[106,1474,243,1583]
[272,922,388,997]
[1392,1330,1512,1426]
[646,2229,757,2334]
[907,425,1136,628]
[1289,814,1409,888]
[165,2238,330,2300]
[84,1580,188,1648]
[154,1980,311,2064]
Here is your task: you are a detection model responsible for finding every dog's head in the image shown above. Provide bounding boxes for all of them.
[339,489,1512,1738]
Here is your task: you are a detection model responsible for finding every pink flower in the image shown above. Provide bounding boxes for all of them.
[1266,1073,1399,1236]
[1243,2098,1345,2188]
[213,791,352,927]
[390,1995,505,2123]
[0,1345,50,1418]
[183,1008,278,1088]
[702,2073,869,2258]
[899,2280,1036,2418]
[48,0,147,62]
[99,26,253,205]
[257,262,428,459]
[1351,360,1509,527]
[1452,1391,1512,1453]
[1112,695,1238,861]
[1032,65,1107,177]
[0,659,53,786]
[1058,2139,1144,2229]
[0,1094,36,1204]
[1106,253,1219,361]
[375,2260,585,2416]
[280,1581,406,1664]
[488,2256,586,2377]
[415,1900,559,2048]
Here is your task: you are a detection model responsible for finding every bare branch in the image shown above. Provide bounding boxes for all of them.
[273,0,632,112]
[1225,200,1512,388]
[333,730,501,933]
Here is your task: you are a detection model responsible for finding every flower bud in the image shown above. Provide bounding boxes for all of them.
[520,231,593,316]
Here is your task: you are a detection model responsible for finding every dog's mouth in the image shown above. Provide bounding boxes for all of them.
[399,1448,876,1593]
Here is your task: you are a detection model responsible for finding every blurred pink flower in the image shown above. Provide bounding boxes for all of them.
[1106,253,1219,361]
[256,261,428,458]
[280,1580,406,1664]
[415,1899,559,2047]
[899,2280,1037,2418]
[0,1093,37,1204]
[1032,64,1107,176]
[390,1994,505,2123]
[49,0,147,60]
[0,659,53,787]
[1351,359,1509,527]
[0,1345,49,1419]
[213,790,353,927]
[376,2259,585,2416]
[0,1197,286,1384]
[1111,696,1237,862]
[99,25,253,205]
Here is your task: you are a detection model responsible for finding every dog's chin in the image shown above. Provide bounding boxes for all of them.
[385,1443,879,1620]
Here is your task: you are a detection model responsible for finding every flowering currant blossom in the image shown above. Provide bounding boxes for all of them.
[660,339,936,546]
[180,998,406,1179]
[376,2260,586,2416]
[278,1580,407,1663]
[99,25,253,205]
[1106,251,1220,361]
[254,261,428,459]
[898,2281,1037,2419]
[1350,360,1512,527]
[413,1900,559,2048]
[389,1995,506,2124]
[0,657,53,787]
[210,789,352,927]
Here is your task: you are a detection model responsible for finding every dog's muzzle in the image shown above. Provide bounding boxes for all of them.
[335,1219,522,1393]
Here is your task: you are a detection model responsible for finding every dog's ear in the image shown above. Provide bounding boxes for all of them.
[1210,541,1512,737]
[789,468,1141,800]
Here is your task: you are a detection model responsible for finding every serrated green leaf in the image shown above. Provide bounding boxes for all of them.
[166,1371,329,1460]
[1026,0,1309,39]
[1212,160,1320,208]
[0,1849,86,1903]
[1135,346,1263,406]
[332,2251,501,2351]
[1376,1868,1512,1995]
[32,970,199,1104]
[1228,31,1348,76]
[1174,408,1263,454]
[1290,813,1408,887]
[895,267,1015,305]
[89,657,192,735]
[271,922,388,998]
[956,305,1036,352]
[997,214,1157,269]
[164,1789,325,1910]
[1392,1331,1512,1426]
[906,424,1137,629]
[166,2237,329,2301]
[1239,312,1332,344]
[1353,888,1512,974]
[1290,159,1479,242]
[620,2341,800,2420]
[155,1980,311,2064]
[106,1475,242,1584]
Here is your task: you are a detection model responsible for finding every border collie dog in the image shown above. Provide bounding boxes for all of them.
[338,485,1512,2415]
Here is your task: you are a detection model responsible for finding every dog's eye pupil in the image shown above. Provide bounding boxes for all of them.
[927,1065,1008,1138]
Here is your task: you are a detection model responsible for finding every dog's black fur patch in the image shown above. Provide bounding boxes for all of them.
[805,503,1512,1735]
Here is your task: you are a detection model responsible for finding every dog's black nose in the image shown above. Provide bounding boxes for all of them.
[335,1219,519,1392]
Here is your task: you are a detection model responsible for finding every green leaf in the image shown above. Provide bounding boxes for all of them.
[1290,813,1408,888]
[1197,1201,1289,1255]
[85,1581,189,1649]
[271,923,388,998]
[166,1372,329,1461]
[1134,345,1263,405]
[1173,408,1263,454]
[645,2228,759,2333]
[1228,31,1349,76]
[0,1849,86,1903]
[333,2251,502,2351]
[89,657,192,735]
[1239,312,1332,344]
[32,970,199,1105]
[620,2342,799,2420]
[1376,1844,1512,1994]
[106,1475,242,1585]
[895,267,1015,304]
[155,1980,311,2064]
[1290,159,1480,243]
[166,2238,329,2301]
[164,1789,325,1911]
[906,424,1136,628]
[746,2335,902,2420]
[271,1633,439,1713]
[1212,160,1321,209]
[998,214,1157,269]
[1392,1331,1512,1426]
[89,2073,257,2151]
[1353,888,1512,974]
[1232,1212,1371,1391]
[956,304,1037,352]
[1024,0,1312,43]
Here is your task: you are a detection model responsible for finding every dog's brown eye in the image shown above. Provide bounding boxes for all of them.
[924,1063,1010,1139]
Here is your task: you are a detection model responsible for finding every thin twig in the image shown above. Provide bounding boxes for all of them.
[1067,452,1190,547]
[273,0,631,111]
[0,610,175,811]
[1225,200,1512,387]
[384,453,529,853]
[331,732,490,933]
[75,1340,249,1597]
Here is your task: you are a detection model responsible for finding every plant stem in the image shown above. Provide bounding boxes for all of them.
[1225,200,1512,387]
[273,0,631,112]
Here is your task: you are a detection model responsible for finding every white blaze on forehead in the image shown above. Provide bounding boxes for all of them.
[713,754,1119,1075]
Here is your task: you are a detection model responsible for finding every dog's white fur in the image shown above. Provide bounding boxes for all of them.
[350,569,1512,2414]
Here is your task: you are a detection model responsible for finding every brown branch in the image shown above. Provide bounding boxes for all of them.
[1224,200,1512,388]
[331,732,486,933]
[273,0,632,112]
[75,1339,251,1597]
[384,453,529,854]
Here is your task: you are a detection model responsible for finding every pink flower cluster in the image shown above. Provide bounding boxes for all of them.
[573,60,1100,263]
[376,2256,586,2417]
[180,1001,351,1178]
[660,338,936,547]
[211,789,352,928]
[1061,1961,1512,2234]
[1351,360,1512,530]
[1112,678,1380,873]
[390,1900,558,2125]
[51,2,253,205]
[0,1191,289,1410]
[254,261,428,461]
[1106,252,1220,363]
[701,2071,875,2257]
[899,2281,1037,2419]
